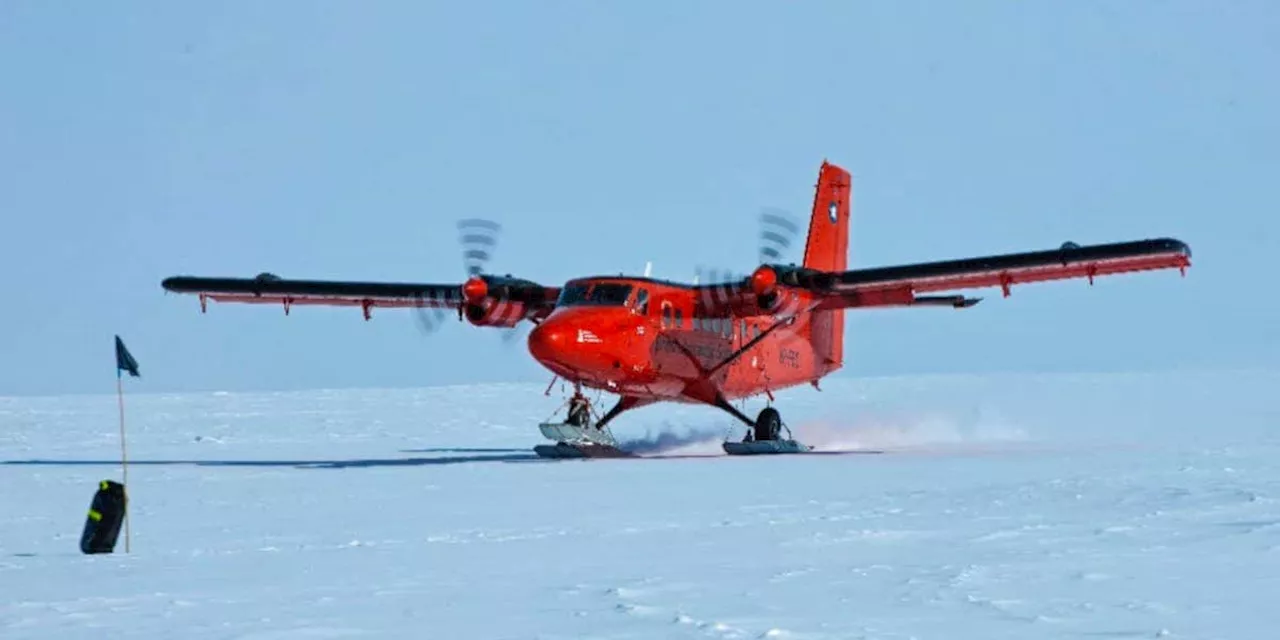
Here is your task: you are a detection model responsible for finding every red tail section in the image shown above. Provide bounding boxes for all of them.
[802,161,852,376]
[802,160,852,272]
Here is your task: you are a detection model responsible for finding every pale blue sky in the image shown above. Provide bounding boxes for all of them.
[1,1,1276,396]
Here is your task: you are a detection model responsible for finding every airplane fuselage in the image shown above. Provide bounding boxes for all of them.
[526,276,834,405]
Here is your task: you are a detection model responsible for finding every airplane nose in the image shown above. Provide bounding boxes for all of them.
[527,321,571,365]
[526,308,648,382]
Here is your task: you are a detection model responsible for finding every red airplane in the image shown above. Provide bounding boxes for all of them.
[161,160,1192,458]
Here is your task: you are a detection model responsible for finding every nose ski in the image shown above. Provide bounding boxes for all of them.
[533,390,635,459]
[534,420,633,458]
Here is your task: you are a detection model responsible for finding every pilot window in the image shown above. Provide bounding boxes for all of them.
[636,288,649,314]
[556,282,635,307]
[590,283,633,305]
[556,285,589,306]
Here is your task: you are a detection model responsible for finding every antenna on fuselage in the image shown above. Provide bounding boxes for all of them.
[644,261,652,278]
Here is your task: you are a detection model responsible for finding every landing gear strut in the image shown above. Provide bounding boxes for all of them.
[533,386,639,459]
[721,401,811,455]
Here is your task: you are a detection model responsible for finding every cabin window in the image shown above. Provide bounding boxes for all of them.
[741,320,748,341]
[661,303,672,328]
[674,309,683,328]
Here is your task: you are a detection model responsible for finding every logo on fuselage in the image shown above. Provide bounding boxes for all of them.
[779,347,800,368]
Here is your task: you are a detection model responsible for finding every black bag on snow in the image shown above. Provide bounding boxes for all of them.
[80,480,126,554]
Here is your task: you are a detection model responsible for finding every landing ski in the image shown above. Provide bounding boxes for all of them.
[722,438,812,455]
[533,420,635,459]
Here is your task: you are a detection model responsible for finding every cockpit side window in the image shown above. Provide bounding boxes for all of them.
[636,288,649,314]
[556,282,635,307]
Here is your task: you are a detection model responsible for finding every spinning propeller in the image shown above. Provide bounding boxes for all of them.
[694,207,804,311]
[757,207,802,264]
[412,218,528,345]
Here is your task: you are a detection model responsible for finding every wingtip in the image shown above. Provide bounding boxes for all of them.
[1163,237,1192,259]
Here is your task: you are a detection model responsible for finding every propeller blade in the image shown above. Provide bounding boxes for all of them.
[457,218,502,276]
[410,288,455,336]
[758,207,801,264]
[693,265,747,308]
[500,324,529,346]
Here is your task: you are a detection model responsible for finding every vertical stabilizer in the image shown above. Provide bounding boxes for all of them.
[802,160,851,272]
[802,161,852,375]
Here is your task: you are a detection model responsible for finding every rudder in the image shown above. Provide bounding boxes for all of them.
[801,161,851,375]
[802,160,851,273]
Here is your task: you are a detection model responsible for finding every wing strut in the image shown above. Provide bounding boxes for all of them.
[706,300,821,377]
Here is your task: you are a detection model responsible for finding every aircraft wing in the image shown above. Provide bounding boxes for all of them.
[695,237,1191,315]
[160,272,561,324]
[803,237,1191,311]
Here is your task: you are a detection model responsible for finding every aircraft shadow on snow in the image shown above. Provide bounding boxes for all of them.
[1,449,887,470]
[1,448,542,470]
[0,447,747,469]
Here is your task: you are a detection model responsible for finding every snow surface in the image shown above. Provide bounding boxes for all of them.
[3,370,1279,639]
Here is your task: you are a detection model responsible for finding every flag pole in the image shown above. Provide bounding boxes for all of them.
[117,369,131,553]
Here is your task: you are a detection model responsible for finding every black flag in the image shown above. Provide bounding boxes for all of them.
[115,335,139,378]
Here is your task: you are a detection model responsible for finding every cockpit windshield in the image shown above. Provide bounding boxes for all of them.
[556,282,634,307]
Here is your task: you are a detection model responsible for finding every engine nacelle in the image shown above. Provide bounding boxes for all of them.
[464,298,527,327]
[751,265,783,312]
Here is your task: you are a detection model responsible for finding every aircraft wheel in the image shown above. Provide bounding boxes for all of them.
[754,407,782,441]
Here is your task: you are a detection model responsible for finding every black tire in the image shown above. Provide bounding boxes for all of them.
[754,407,781,441]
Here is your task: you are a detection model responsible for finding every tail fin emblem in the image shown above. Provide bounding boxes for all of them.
[828,201,838,222]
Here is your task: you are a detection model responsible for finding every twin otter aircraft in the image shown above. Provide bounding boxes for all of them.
[161,160,1192,458]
